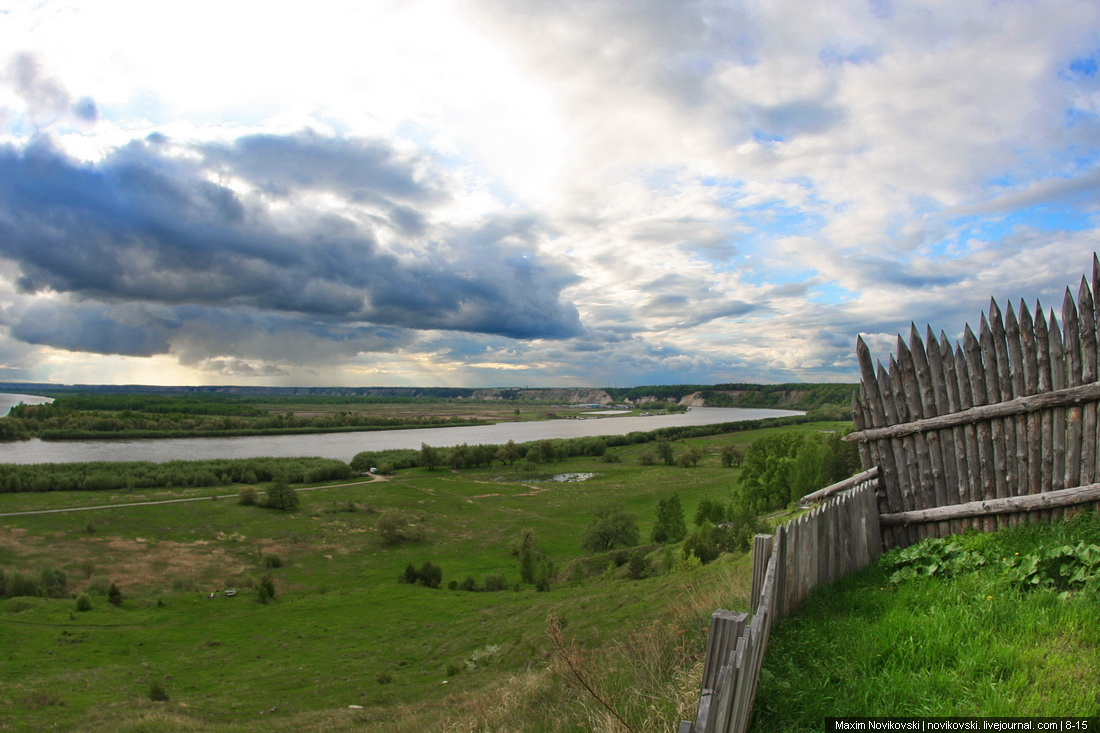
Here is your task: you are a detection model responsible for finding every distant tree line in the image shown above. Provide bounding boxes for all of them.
[3,401,479,441]
[0,457,351,493]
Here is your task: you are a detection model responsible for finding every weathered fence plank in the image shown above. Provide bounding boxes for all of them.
[880,481,1100,526]
[1049,309,1067,523]
[685,481,881,733]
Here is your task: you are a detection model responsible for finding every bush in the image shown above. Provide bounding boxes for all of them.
[238,487,258,506]
[377,509,422,545]
[147,680,169,702]
[262,554,283,568]
[580,505,640,552]
[263,480,300,511]
[651,494,687,544]
[399,562,443,589]
[682,521,720,564]
[75,594,92,612]
[483,572,507,592]
[260,576,276,599]
[107,583,122,606]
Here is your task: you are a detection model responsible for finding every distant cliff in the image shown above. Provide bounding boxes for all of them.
[0,382,855,409]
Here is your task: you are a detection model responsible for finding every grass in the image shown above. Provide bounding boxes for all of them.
[0,423,838,731]
[750,510,1100,730]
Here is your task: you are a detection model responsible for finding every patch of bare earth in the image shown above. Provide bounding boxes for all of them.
[0,528,250,590]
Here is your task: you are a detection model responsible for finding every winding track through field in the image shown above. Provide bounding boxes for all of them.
[0,477,385,517]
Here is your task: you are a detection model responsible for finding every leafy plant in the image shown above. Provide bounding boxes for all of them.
[880,536,989,583]
[1003,542,1100,595]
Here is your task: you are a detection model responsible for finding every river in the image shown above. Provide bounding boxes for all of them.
[0,394,800,465]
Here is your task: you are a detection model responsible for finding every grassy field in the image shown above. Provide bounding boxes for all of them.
[0,420,848,732]
[750,511,1100,729]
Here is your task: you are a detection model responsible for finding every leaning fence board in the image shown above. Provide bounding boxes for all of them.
[798,466,879,505]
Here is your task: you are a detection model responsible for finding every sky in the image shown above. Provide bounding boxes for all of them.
[1,0,1100,388]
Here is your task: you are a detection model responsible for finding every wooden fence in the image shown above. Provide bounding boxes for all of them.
[682,256,1100,731]
[847,254,1100,549]
[680,474,881,733]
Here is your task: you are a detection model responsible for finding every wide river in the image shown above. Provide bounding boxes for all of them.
[0,395,799,465]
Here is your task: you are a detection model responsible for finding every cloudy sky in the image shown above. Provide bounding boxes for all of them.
[1,0,1099,388]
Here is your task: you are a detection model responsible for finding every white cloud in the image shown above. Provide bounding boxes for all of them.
[2,0,1100,387]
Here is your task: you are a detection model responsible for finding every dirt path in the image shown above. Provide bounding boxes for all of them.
[0,477,384,517]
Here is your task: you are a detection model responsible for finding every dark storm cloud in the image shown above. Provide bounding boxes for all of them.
[0,133,584,360]
[2,298,417,363]
[199,130,445,230]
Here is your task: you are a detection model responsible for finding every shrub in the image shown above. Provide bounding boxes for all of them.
[483,572,507,592]
[75,594,92,612]
[107,583,122,606]
[263,480,300,511]
[580,505,640,552]
[238,487,258,506]
[260,576,276,599]
[147,680,169,702]
[627,551,649,580]
[377,509,422,545]
[651,494,687,544]
[399,562,442,588]
[682,521,720,564]
[262,554,283,568]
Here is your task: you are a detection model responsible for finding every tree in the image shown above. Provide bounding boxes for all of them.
[682,521,720,564]
[447,443,469,470]
[107,583,122,606]
[694,498,726,527]
[678,444,704,467]
[656,440,676,466]
[417,562,443,589]
[264,479,300,511]
[720,443,747,468]
[580,505,640,552]
[495,439,521,465]
[651,494,687,544]
[419,443,442,470]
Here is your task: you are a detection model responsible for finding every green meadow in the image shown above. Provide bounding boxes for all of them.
[0,420,847,732]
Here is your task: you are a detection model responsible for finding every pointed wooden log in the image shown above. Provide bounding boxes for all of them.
[979,315,1008,530]
[1078,277,1098,489]
[1036,304,1055,501]
[927,327,963,534]
[939,331,968,533]
[988,300,1017,527]
[955,341,981,516]
[878,361,911,546]
[1063,290,1082,510]
[1050,308,1067,522]
[891,350,924,543]
[909,324,949,536]
[1019,303,1043,503]
[966,324,997,531]
[1003,302,1027,525]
